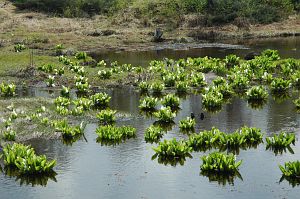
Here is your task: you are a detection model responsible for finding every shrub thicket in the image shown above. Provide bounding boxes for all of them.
[10,0,298,24]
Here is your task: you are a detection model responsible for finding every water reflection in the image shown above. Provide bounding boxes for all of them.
[200,170,243,186]
[2,86,300,198]
[2,166,57,187]
[90,37,300,66]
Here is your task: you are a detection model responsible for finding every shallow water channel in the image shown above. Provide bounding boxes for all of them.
[1,37,300,199]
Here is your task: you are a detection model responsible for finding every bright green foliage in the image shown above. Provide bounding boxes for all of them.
[139,81,150,92]
[0,82,16,97]
[293,98,300,109]
[2,129,16,141]
[73,98,92,110]
[151,82,165,93]
[225,54,240,68]
[96,125,136,142]
[56,106,69,116]
[291,71,300,88]
[179,117,196,131]
[163,73,176,87]
[154,107,176,123]
[266,132,296,149]
[213,77,226,86]
[262,49,280,61]
[246,86,268,101]
[54,96,71,107]
[176,81,189,93]
[54,120,86,138]
[55,44,63,55]
[2,143,56,174]
[96,109,117,125]
[14,44,26,52]
[144,125,164,143]
[60,85,70,98]
[90,92,111,109]
[279,161,300,178]
[75,51,87,61]
[139,97,158,111]
[38,64,54,73]
[74,75,89,86]
[70,106,84,116]
[97,60,107,67]
[216,83,234,98]
[200,152,242,174]
[262,72,273,84]
[238,126,263,145]
[187,127,225,151]
[189,73,207,87]
[202,90,223,109]
[75,82,90,94]
[46,75,55,87]
[270,78,291,93]
[230,74,249,91]
[161,94,180,109]
[153,138,192,159]
[219,132,246,148]
[98,69,112,79]
[59,55,72,65]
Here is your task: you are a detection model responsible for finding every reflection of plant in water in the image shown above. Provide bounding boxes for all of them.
[266,132,295,155]
[4,166,57,187]
[279,161,300,187]
[280,175,300,187]
[62,134,84,146]
[247,100,266,110]
[272,92,290,103]
[152,153,191,167]
[200,170,243,186]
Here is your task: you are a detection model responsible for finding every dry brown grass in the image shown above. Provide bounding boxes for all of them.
[1,0,300,52]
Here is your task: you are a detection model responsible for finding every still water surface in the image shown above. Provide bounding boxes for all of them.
[1,37,300,199]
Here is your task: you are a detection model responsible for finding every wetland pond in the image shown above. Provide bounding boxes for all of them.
[1,37,300,199]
